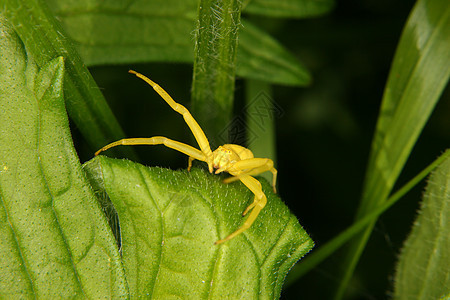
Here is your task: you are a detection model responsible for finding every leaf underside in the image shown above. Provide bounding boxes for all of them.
[48,0,312,86]
[244,0,335,18]
[83,156,314,298]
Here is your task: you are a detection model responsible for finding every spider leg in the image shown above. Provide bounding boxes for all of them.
[242,200,258,216]
[95,136,207,163]
[129,70,214,172]
[215,175,266,244]
[220,158,278,193]
[188,157,196,171]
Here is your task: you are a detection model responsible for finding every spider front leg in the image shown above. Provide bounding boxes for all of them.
[95,137,207,165]
[129,70,214,172]
[215,175,267,244]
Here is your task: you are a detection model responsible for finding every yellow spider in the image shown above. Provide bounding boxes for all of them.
[96,70,278,244]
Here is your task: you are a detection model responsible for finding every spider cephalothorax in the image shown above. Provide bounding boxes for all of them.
[96,70,277,244]
[213,146,240,169]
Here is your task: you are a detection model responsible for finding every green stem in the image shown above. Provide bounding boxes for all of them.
[191,0,243,146]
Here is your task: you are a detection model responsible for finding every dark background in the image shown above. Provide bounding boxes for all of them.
[75,0,449,298]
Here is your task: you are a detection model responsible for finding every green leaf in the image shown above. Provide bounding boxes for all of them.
[1,1,134,158]
[394,151,450,300]
[49,0,198,65]
[83,156,313,298]
[336,0,450,297]
[0,23,127,298]
[48,0,311,86]
[244,0,335,18]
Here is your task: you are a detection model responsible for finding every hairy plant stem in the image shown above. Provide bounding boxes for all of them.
[191,0,243,147]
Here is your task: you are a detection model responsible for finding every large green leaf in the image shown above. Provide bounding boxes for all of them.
[337,0,450,297]
[83,156,313,298]
[47,0,311,86]
[394,151,450,299]
[1,1,134,158]
[0,22,127,298]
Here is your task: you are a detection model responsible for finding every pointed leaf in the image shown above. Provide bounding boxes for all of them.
[0,23,128,298]
[363,0,450,207]
[394,152,450,299]
[83,156,313,298]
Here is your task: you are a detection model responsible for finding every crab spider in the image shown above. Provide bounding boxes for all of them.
[95,70,278,244]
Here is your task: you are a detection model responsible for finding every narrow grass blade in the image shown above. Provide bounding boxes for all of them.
[336,0,450,297]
